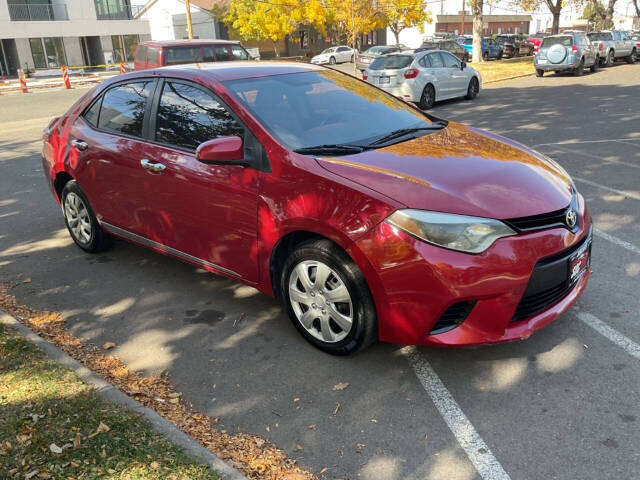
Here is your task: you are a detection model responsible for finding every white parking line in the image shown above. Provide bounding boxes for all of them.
[577,311,640,361]
[573,177,640,201]
[533,138,640,148]
[402,346,511,480]
[594,229,640,255]
[549,145,640,170]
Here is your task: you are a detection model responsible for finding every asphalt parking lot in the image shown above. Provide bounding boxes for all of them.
[1,63,639,480]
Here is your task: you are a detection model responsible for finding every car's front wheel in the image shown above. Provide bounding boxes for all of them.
[329,56,336,65]
[280,239,377,355]
[61,181,111,253]
[465,76,479,100]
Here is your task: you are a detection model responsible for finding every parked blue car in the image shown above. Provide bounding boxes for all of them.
[463,37,503,60]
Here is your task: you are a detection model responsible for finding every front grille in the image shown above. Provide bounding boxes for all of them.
[511,232,591,322]
[504,207,568,232]
[430,301,476,335]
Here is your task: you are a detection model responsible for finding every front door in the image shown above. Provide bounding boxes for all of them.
[440,52,467,96]
[142,79,260,281]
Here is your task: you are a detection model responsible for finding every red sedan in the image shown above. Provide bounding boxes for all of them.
[42,62,592,354]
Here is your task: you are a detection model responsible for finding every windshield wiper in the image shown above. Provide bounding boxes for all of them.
[367,122,447,147]
[293,144,367,156]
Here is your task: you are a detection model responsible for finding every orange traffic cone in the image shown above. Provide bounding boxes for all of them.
[61,65,71,89]
[17,69,28,93]
[120,62,126,75]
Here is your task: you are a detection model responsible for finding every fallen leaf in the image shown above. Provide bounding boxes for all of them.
[49,443,63,454]
[39,472,51,479]
[370,418,378,423]
[293,397,300,402]
[88,422,110,438]
[73,433,80,449]
[295,444,303,451]
[169,397,180,404]
[70,461,79,468]
[332,382,349,391]
[308,424,317,430]
[25,470,38,480]
[168,392,181,398]
[100,448,106,458]
[320,467,328,474]
[356,443,366,449]
[333,403,340,415]
[23,278,31,283]
[265,426,270,432]
[102,342,116,350]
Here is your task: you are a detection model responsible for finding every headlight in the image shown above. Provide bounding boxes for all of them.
[386,210,516,254]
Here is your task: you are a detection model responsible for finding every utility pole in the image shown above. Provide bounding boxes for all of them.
[185,0,194,40]
[461,0,465,34]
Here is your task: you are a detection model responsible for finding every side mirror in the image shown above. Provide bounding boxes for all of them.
[460,61,466,70]
[196,136,246,165]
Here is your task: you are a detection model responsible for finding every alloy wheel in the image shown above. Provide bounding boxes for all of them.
[64,192,93,245]
[288,260,353,343]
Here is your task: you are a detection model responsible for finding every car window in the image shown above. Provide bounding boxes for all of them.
[541,36,572,48]
[369,55,414,70]
[83,96,102,127]
[203,46,215,62]
[427,52,444,67]
[621,32,628,40]
[441,52,460,68]
[224,70,435,151]
[135,45,147,62]
[146,46,158,65]
[337,47,349,52]
[214,45,231,61]
[166,47,202,65]
[155,81,244,151]
[231,45,249,60]
[97,81,153,137]
[418,55,430,67]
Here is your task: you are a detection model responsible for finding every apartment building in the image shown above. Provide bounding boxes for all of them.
[0,0,150,76]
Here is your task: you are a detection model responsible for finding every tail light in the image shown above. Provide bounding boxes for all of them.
[571,45,578,54]
[598,42,603,50]
[404,68,419,79]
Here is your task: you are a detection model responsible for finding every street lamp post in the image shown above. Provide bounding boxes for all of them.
[185,0,194,40]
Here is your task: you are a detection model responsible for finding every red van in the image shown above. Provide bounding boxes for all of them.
[133,40,251,71]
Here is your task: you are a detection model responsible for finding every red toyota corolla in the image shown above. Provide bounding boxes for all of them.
[42,62,592,355]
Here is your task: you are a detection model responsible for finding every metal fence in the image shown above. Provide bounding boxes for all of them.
[8,3,69,21]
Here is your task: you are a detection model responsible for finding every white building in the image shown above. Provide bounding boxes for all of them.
[0,0,150,77]
[132,0,224,41]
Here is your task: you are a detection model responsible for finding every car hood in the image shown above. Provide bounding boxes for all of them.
[316,122,573,219]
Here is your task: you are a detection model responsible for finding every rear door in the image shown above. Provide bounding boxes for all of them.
[142,79,260,281]
[425,52,450,98]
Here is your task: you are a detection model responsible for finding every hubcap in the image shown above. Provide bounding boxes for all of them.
[288,260,353,343]
[64,192,92,244]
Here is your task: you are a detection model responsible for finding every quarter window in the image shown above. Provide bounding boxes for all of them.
[98,81,153,137]
[155,81,244,151]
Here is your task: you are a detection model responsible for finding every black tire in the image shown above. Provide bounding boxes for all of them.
[574,58,584,76]
[590,56,600,72]
[465,76,479,100]
[418,83,435,110]
[350,54,355,63]
[329,56,336,65]
[627,49,637,64]
[497,50,503,60]
[536,69,544,77]
[482,51,489,61]
[463,52,469,62]
[280,239,377,355]
[61,180,111,253]
[607,50,614,66]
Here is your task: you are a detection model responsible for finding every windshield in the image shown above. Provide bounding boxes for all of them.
[365,46,393,55]
[321,47,337,54]
[224,70,434,151]
[631,34,640,41]
[587,32,607,41]
[369,55,414,70]
[541,36,573,48]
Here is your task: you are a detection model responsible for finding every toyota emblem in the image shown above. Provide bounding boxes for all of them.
[566,209,577,228]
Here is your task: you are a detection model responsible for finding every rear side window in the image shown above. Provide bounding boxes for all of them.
[166,47,202,65]
[369,55,413,70]
[155,81,244,151]
[231,45,249,60]
[135,45,147,62]
[418,55,430,67]
[147,46,159,65]
[98,81,153,137]
[541,36,572,48]
[427,52,444,67]
[214,46,231,61]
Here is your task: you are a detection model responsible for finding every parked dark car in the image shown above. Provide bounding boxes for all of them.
[496,34,534,57]
[356,44,408,72]
[417,39,469,62]
[134,40,250,71]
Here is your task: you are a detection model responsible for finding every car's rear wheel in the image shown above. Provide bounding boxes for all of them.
[465,76,479,100]
[418,83,435,110]
[627,49,637,64]
[574,57,585,76]
[61,181,111,253]
[497,50,503,60]
[591,56,600,72]
[329,56,336,65]
[607,50,615,66]
[280,239,377,355]
[482,51,489,61]
[536,69,544,77]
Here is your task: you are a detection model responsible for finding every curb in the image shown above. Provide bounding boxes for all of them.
[0,311,248,480]
[484,72,535,85]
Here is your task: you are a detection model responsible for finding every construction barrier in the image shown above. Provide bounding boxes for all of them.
[61,65,71,89]
[17,69,28,94]
[120,62,126,75]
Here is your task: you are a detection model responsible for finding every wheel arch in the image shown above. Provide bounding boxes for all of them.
[53,171,74,202]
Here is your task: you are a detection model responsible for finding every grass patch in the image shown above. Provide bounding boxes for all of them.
[0,323,220,480]
[471,57,535,83]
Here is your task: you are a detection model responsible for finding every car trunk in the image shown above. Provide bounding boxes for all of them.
[367,68,408,87]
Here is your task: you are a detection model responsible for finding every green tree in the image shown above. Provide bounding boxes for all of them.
[582,0,607,30]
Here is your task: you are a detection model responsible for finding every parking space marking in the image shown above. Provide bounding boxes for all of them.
[594,229,640,256]
[548,145,640,170]
[533,138,640,148]
[577,311,640,361]
[402,347,512,480]
[573,177,640,201]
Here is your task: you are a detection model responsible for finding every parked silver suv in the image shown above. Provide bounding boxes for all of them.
[534,33,599,77]
[587,30,637,66]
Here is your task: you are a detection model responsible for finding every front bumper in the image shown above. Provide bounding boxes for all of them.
[349,201,592,347]
[311,58,329,65]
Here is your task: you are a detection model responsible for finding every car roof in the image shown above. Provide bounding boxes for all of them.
[118,61,326,83]
[139,39,242,48]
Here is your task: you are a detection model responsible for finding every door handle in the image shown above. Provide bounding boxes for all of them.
[71,139,88,151]
[140,159,166,173]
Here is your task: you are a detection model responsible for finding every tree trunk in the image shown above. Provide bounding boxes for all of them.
[393,28,400,45]
[633,0,640,17]
[603,0,616,29]
[471,0,483,63]
[272,40,280,58]
[551,9,560,34]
